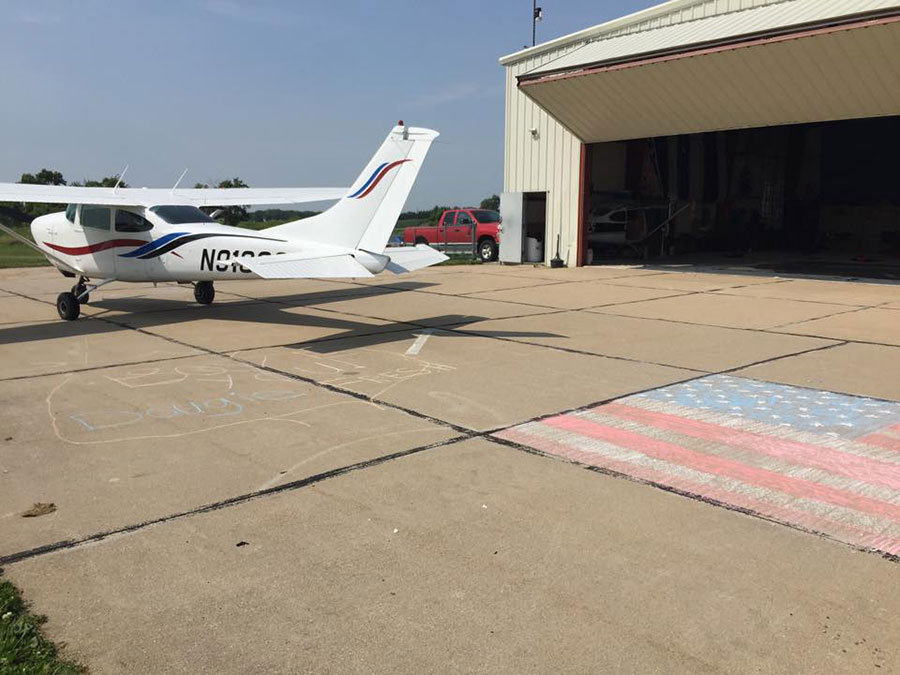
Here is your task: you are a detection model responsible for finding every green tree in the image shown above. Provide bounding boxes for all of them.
[20,169,66,186]
[6,169,68,220]
[479,194,500,210]
[75,176,129,188]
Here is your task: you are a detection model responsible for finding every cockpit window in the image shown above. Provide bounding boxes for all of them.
[65,204,77,223]
[115,209,153,233]
[81,206,111,230]
[149,205,216,224]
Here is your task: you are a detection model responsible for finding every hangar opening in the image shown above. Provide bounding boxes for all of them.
[582,116,900,274]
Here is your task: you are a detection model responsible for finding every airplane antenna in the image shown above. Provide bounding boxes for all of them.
[113,165,129,192]
[171,168,189,193]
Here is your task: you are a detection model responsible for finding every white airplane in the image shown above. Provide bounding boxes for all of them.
[0,123,446,320]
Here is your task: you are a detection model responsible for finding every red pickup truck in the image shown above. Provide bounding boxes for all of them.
[403,208,501,262]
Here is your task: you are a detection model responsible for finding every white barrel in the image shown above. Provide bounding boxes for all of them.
[525,237,543,262]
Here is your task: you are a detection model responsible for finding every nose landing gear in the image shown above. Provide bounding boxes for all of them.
[56,276,115,321]
[71,281,89,305]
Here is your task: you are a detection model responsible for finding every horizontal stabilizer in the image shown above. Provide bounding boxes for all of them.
[238,253,374,279]
[383,244,448,274]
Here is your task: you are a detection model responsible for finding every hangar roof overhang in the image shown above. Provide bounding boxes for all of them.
[516,1,900,143]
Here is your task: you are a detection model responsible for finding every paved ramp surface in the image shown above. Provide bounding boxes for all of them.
[0,264,899,674]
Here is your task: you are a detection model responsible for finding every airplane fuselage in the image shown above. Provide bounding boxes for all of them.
[30,206,361,282]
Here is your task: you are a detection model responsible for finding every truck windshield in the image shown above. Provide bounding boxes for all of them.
[472,210,500,223]
[149,205,216,224]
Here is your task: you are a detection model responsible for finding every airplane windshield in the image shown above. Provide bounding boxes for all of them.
[149,205,217,224]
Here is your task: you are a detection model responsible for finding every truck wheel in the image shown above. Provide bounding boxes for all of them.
[415,236,428,245]
[478,239,497,262]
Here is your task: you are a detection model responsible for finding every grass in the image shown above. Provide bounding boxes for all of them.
[0,579,85,674]
[438,254,482,266]
[0,225,49,268]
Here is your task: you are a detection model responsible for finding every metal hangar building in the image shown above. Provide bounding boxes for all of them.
[498,0,900,272]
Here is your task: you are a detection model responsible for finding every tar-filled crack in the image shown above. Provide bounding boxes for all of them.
[0,435,467,566]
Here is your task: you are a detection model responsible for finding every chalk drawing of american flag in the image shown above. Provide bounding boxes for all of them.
[497,375,900,556]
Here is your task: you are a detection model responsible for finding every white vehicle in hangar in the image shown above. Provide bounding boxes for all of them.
[0,123,445,320]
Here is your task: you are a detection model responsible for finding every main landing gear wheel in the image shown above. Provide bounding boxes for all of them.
[194,281,215,305]
[71,282,89,305]
[57,292,80,321]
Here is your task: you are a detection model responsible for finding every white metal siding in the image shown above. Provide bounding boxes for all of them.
[504,45,583,266]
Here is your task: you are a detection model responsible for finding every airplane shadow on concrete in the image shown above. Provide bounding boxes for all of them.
[0,281,560,352]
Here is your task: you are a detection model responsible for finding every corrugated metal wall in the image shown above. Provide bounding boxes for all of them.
[503,44,583,266]
[603,0,788,37]
[501,0,861,265]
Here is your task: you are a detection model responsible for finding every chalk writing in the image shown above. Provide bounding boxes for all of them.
[69,389,306,432]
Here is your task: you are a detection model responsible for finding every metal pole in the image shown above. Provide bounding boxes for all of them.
[532,0,537,46]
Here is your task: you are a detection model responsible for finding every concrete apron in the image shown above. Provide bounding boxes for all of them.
[0,265,898,674]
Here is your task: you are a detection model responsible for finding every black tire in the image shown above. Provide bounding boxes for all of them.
[194,281,215,305]
[415,236,428,245]
[71,283,89,305]
[57,292,80,321]
[478,238,498,262]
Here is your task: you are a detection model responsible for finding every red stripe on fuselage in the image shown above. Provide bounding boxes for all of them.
[44,239,147,255]
[356,159,411,199]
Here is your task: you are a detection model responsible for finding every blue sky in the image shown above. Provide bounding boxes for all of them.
[0,0,654,209]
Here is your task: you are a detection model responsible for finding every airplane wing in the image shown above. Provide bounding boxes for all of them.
[0,184,348,207]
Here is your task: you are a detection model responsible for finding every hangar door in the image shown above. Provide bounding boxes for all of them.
[518,11,900,144]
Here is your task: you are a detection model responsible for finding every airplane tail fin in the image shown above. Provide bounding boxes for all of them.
[265,123,439,252]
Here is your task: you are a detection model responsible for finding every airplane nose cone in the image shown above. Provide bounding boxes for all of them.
[30,211,57,245]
